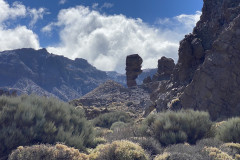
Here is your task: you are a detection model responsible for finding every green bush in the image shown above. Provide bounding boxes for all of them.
[8,144,88,160]
[89,140,149,160]
[216,117,240,143]
[129,137,162,156]
[0,95,94,158]
[93,111,131,128]
[110,121,128,130]
[141,109,212,146]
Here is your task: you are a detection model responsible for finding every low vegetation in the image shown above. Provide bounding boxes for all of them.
[93,111,131,128]
[0,95,94,158]
[216,117,240,143]
[3,95,240,160]
[8,144,88,160]
[89,140,149,160]
[140,109,212,146]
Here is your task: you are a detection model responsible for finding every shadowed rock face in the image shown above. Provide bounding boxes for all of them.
[152,0,240,120]
[152,57,175,81]
[126,54,143,87]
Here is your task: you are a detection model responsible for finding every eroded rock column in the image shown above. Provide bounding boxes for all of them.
[126,54,143,88]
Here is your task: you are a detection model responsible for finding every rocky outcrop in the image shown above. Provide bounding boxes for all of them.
[126,54,143,87]
[71,80,151,110]
[153,0,240,120]
[180,12,240,120]
[0,48,108,101]
[152,57,175,81]
[173,0,240,85]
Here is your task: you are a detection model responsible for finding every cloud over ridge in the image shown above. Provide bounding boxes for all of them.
[45,6,201,73]
[0,0,42,51]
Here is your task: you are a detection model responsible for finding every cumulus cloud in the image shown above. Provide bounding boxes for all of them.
[0,0,40,51]
[156,11,201,34]
[0,26,39,50]
[28,7,49,28]
[0,1,26,23]
[44,6,201,73]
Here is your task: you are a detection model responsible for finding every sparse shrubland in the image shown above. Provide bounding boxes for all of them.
[4,94,240,160]
[8,144,88,160]
[140,109,212,146]
[93,111,131,128]
[0,95,94,158]
[89,140,149,160]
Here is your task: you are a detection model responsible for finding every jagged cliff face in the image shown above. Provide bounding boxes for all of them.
[154,0,240,120]
[174,0,240,84]
[0,48,108,101]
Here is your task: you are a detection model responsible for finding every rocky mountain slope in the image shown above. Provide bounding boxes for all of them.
[0,48,108,101]
[71,80,151,109]
[150,0,240,120]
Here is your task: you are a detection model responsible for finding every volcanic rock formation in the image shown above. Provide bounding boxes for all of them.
[152,0,240,120]
[126,54,143,87]
[71,80,151,109]
[153,56,175,81]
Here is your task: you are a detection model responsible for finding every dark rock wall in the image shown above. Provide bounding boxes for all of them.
[180,13,240,119]
[153,0,240,120]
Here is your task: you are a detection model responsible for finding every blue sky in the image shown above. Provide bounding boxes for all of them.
[0,0,203,73]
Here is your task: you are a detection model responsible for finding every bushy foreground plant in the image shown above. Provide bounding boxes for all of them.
[110,121,128,130]
[204,146,234,160]
[128,137,162,156]
[89,140,149,160]
[153,138,225,160]
[216,117,240,143]
[93,111,131,128]
[8,144,88,160]
[0,95,94,157]
[141,109,212,146]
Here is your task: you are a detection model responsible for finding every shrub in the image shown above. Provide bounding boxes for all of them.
[141,109,212,146]
[8,144,88,160]
[89,140,149,160]
[204,146,234,160]
[216,117,240,143]
[105,125,140,142]
[110,121,128,130]
[0,95,94,157]
[129,137,162,156]
[93,111,131,128]
[154,153,170,160]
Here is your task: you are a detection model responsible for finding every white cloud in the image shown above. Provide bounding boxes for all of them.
[101,3,114,9]
[0,26,39,50]
[59,0,67,5]
[91,2,113,11]
[44,6,201,73]
[92,3,99,9]
[28,7,49,28]
[156,11,201,34]
[0,0,40,51]
[0,1,26,23]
